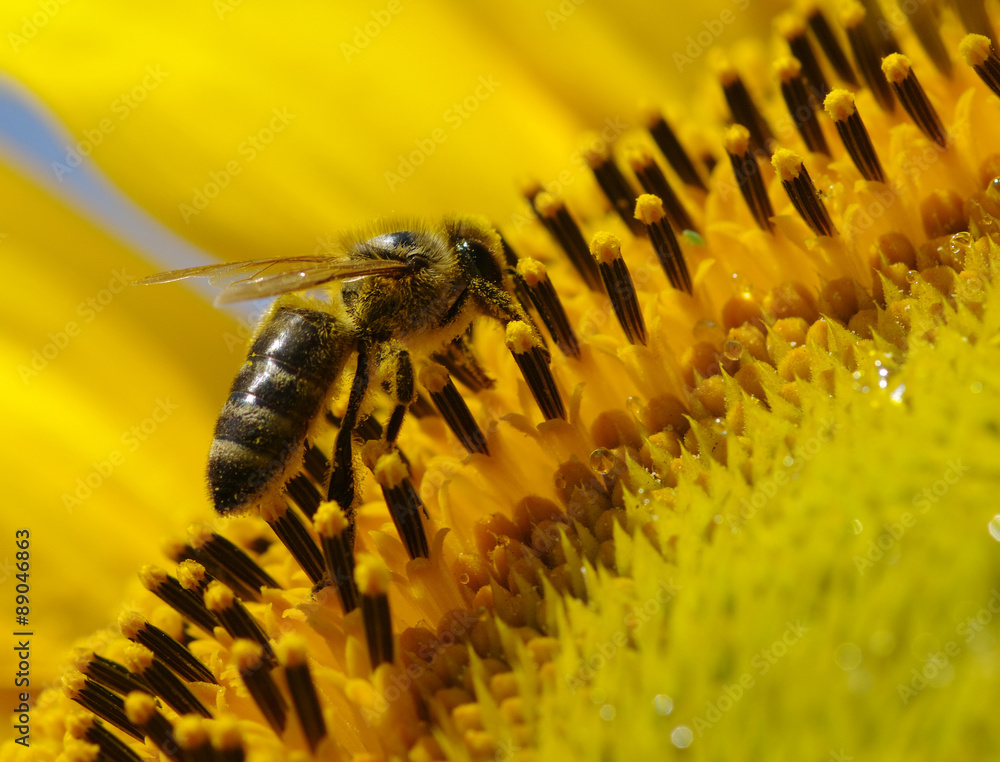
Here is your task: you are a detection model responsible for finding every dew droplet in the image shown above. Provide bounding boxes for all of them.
[626,396,644,419]
[835,643,863,670]
[458,573,470,585]
[971,381,983,394]
[723,339,743,361]
[671,726,694,748]
[590,448,616,475]
[653,694,674,715]
[600,704,616,721]
[851,519,863,534]
[988,515,1000,542]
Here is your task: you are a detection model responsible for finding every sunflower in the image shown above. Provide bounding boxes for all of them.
[3,0,1000,759]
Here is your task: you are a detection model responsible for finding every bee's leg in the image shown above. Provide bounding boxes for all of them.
[373,348,430,559]
[326,342,371,537]
[470,280,566,421]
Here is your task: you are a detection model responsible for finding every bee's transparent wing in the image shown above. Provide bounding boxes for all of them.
[134,256,411,304]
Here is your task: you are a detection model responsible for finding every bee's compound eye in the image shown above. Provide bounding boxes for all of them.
[457,239,504,287]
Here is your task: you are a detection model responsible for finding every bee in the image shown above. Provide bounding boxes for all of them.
[136,215,564,545]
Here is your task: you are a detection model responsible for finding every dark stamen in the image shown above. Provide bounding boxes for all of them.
[772,149,836,237]
[277,636,328,754]
[582,139,645,235]
[122,643,212,719]
[824,89,886,183]
[286,473,323,518]
[211,718,246,762]
[806,6,859,87]
[641,105,707,190]
[314,502,359,614]
[373,451,430,560]
[67,714,143,762]
[118,611,216,685]
[204,581,276,666]
[841,2,896,112]
[516,258,581,359]
[954,0,996,42]
[431,334,496,393]
[64,673,142,741]
[356,554,394,669]
[420,364,489,455]
[139,564,219,636]
[590,232,647,345]
[535,192,604,291]
[74,652,150,698]
[961,34,1000,99]
[189,524,279,601]
[635,194,693,293]
[174,716,214,762]
[717,58,775,156]
[262,499,326,585]
[776,56,831,156]
[882,54,947,147]
[901,0,952,76]
[777,12,830,98]
[505,321,566,421]
[724,124,775,232]
[627,148,696,232]
[123,692,186,762]
[232,641,287,735]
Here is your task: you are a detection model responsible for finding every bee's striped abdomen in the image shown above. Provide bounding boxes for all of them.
[209,306,350,514]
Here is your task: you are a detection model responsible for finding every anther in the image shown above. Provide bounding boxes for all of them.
[373,451,430,560]
[73,652,149,699]
[882,54,947,147]
[824,89,886,183]
[516,258,581,359]
[122,642,212,719]
[772,149,836,236]
[118,611,216,685]
[276,635,328,753]
[432,334,496,393]
[639,105,707,191]
[65,672,143,741]
[420,364,489,455]
[590,232,647,345]
[961,34,1000,99]
[261,500,326,585]
[717,57,775,155]
[841,1,895,112]
[314,502,359,613]
[954,0,996,42]
[210,718,246,762]
[204,581,276,666]
[505,321,566,421]
[231,640,287,735]
[123,692,186,762]
[775,56,831,155]
[903,0,952,76]
[174,716,213,762]
[533,192,603,291]
[139,564,219,636]
[627,148,696,232]
[66,714,143,762]
[582,139,645,235]
[634,194,692,293]
[776,13,830,98]
[806,5,859,87]
[188,524,278,601]
[724,125,774,232]
[356,553,394,669]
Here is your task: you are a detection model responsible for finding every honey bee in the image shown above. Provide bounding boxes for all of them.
[136,215,564,542]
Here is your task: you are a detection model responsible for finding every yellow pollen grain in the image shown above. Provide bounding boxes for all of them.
[516,257,547,287]
[232,639,265,671]
[175,716,209,750]
[824,89,856,122]
[772,148,804,181]
[590,231,622,264]
[505,320,535,354]
[275,634,308,668]
[204,580,235,612]
[774,55,802,83]
[211,717,243,751]
[64,739,99,762]
[123,642,154,673]
[724,124,752,156]
[123,691,156,725]
[534,191,561,219]
[63,671,87,696]
[711,52,739,86]
[840,0,866,29]
[355,552,392,597]
[117,610,145,639]
[374,451,409,490]
[65,713,95,739]
[418,362,450,394]
[139,564,168,589]
[187,523,214,550]
[775,11,805,39]
[625,147,653,173]
[314,501,349,537]
[177,559,207,590]
[960,33,993,67]
[881,53,912,84]
[635,194,666,225]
